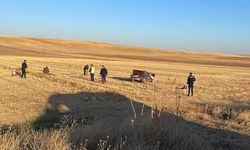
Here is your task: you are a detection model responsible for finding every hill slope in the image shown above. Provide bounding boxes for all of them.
[0,36,250,149]
[0,36,250,68]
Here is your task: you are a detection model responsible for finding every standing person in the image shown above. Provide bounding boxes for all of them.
[89,64,95,82]
[187,72,196,96]
[83,64,89,77]
[21,60,28,78]
[100,65,108,84]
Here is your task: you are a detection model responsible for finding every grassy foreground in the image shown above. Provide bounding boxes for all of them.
[0,36,250,150]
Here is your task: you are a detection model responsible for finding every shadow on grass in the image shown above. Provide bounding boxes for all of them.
[2,92,249,149]
[31,92,150,130]
[231,101,250,111]
[111,76,143,83]
[111,77,132,82]
[190,101,250,121]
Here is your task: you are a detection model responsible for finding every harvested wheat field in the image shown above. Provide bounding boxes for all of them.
[0,36,250,150]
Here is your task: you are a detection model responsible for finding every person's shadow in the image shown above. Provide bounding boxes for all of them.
[31,92,250,150]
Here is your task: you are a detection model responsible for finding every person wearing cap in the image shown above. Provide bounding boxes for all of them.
[21,60,28,78]
[89,64,95,82]
[187,72,196,96]
[100,65,108,84]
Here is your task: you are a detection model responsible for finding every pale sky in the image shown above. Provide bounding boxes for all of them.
[0,0,250,54]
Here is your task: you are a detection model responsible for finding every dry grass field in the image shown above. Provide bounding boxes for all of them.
[0,36,250,150]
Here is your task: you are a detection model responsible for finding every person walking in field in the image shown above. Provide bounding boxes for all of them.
[21,60,28,78]
[187,72,196,96]
[89,64,95,82]
[83,64,89,77]
[100,65,108,84]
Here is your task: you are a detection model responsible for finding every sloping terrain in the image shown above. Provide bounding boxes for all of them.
[1,36,250,67]
[0,36,249,149]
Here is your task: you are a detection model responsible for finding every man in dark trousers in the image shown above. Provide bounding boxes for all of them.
[89,64,95,82]
[100,65,108,84]
[21,60,28,78]
[187,72,196,96]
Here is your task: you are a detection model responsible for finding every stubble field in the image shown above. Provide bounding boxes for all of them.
[0,36,250,150]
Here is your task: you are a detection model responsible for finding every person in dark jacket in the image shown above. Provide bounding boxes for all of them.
[43,66,49,74]
[89,64,95,82]
[83,64,89,77]
[100,65,108,84]
[187,72,196,96]
[21,60,28,78]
